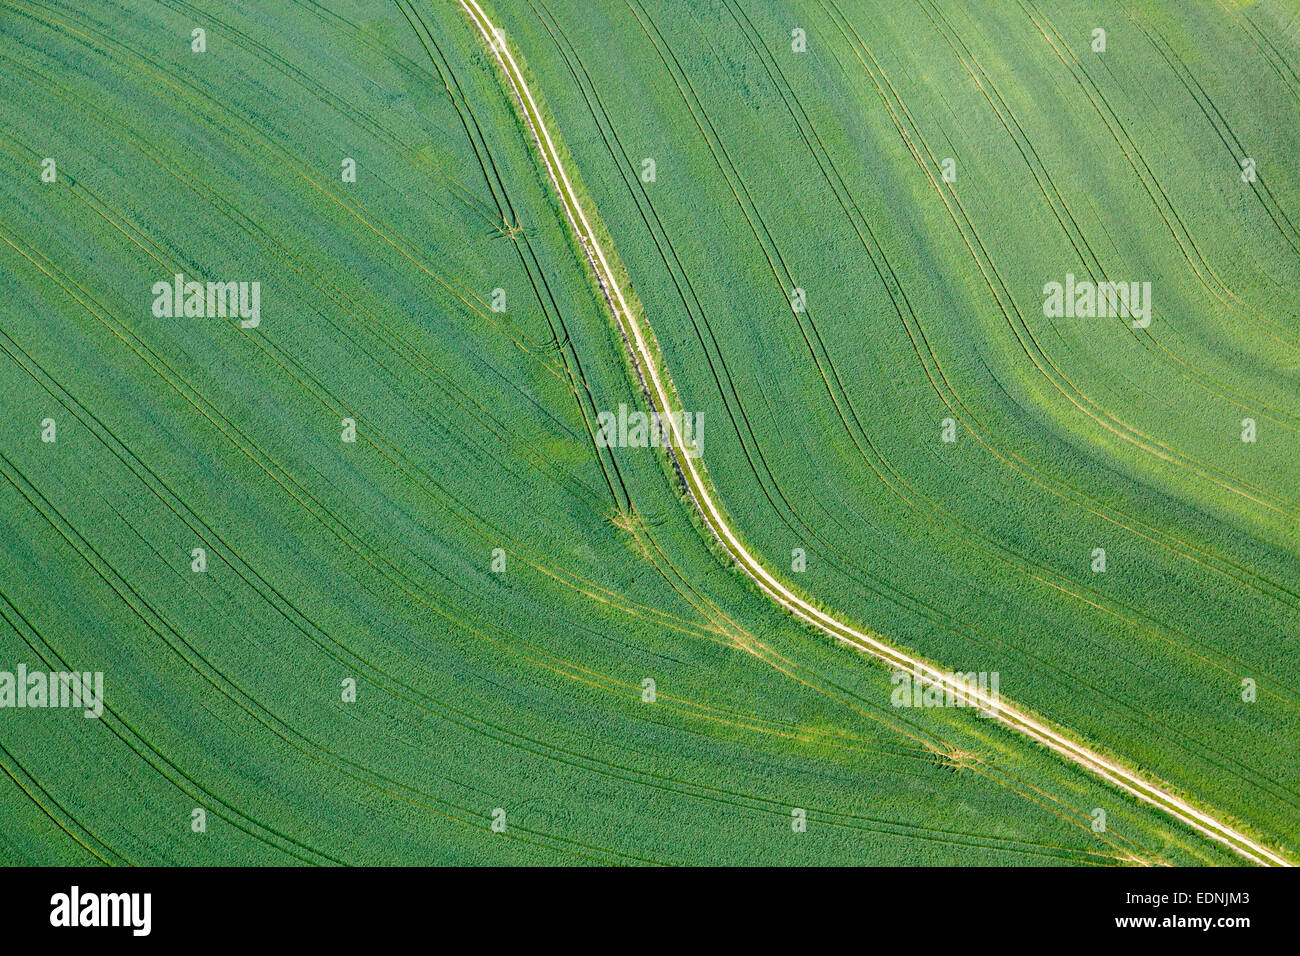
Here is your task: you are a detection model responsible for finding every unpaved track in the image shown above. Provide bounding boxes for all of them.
[453,0,1292,867]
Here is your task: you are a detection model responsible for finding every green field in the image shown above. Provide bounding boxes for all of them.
[0,0,1295,865]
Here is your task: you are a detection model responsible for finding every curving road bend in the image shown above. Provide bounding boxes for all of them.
[453,0,1292,867]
